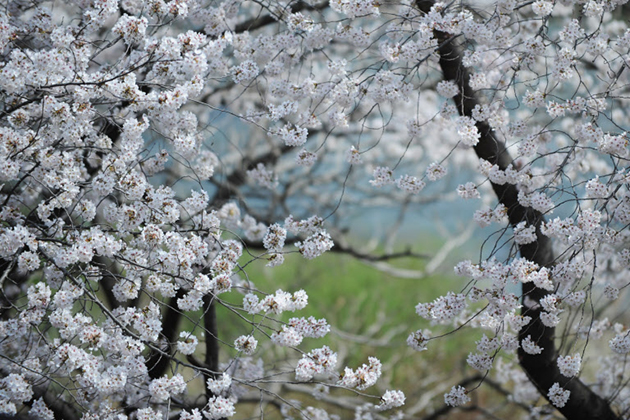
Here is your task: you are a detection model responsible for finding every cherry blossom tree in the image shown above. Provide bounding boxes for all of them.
[2,0,630,419]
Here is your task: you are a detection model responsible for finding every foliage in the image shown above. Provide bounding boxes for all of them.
[3,0,630,419]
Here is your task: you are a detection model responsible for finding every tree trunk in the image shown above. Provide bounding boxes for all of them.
[415,2,619,419]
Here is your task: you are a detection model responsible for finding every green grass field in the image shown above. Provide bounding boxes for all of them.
[209,241,505,419]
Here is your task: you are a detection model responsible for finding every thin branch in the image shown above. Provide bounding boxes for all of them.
[233,1,329,34]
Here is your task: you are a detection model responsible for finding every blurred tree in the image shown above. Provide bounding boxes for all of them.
[1,0,630,419]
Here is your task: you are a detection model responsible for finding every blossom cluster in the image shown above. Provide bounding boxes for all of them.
[5,0,630,418]
[339,357,382,390]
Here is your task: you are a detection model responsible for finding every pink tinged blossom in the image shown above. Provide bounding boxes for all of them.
[29,398,54,420]
[295,345,338,381]
[468,73,489,90]
[203,396,235,419]
[546,101,566,118]
[553,47,576,81]
[345,146,361,164]
[564,291,586,307]
[288,316,330,338]
[0,374,33,403]
[610,332,630,354]
[258,292,286,314]
[518,136,539,157]
[540,311,560,327]
[149,374,187,402]
[406,119,423,137]
[112,278,141,301]
[583,1,603,17]
[407,330,429,351]
[113,15,148,45]
[206,373,231,395]
[328,110,348,127]
[426,162,446,181]
[242,293,260,314]
[548,383,570,408]
[132,302,162,342]
[476,334,500,353]
[380,42,401,63]
[213,273,232,294]
[266,253,285,267]
[396,174,425,194]
[295,231,334,259]
[457,182,480,199]
[183,190,209,214]
[444,385,470,407]
[172,134,197,159]
[557,353,581,377]
[532,1,553,16]
[179,409,203,420]
[75,199,96,221]
[506,313,532,332]
[177,331,199,355]
[521,335,543,355]
[27,283,50,308]
[523,89,545,108]
[560,19,584,44]
[296,149,317,166]
[501,333,519,352]
[338,357,381,390]
[193,150,218,179]
[287,12,314,32]
[141,224,164,247]
[289,290,308,311]
[474,208,494,228]
[329,0,380,19]
[585,177,609,198]
[370,166,394,187]
[377,390,406,410]
[577,209,601,234]
[415,292,466,324]
[263,223,286,252]
[513,221,537,245]
[485,164,506,185]
[530,267,553,291]
[234,335,258,355]
[475,104,495,123]
[18,251,41,273]
[268,100,298,121]
[97,366,128,396]
[455,116,480,146]
[539,294,560,313]
[284,214,325,236]
[598,133,628,156]
[137,408,164,420]
[436,80,459,98]
[231,60,259,84]
[271,325,303,347]
[277,123,308,147]
[529,192,554,213]
[467,352,493,371]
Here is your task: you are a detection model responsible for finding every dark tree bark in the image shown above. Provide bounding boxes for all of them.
[147,289,186,379]
[416,1,619,419]
[202,293,220,401]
